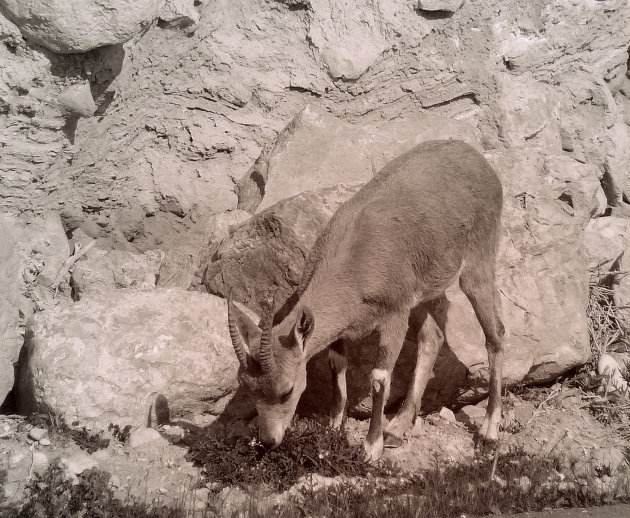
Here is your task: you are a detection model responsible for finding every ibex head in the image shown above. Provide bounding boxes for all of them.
[227,291,315,449]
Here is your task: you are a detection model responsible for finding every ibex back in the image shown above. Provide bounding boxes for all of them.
[227,139,504,461]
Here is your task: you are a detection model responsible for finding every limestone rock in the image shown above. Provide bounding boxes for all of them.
[496,75,561,151]
[200,184,362,314]
[126,427,164,448]
[417,0,464,13]
[0,213,68,406]
[0,216,25,405]
[61,452,98,475]
[237,106,481,213]
[57,83,97,118]
[18,289,242,428]
[583,216,630,309]
[28,427,48,441]
[583,217,629,272]
[438,407,456,423]
[307,0,390,80]
[603,122,630,207]
[0,9,21,46]
[160,0,200,29]
[157,250,194,289]
[485,148,594,386]
[456,404,486,428]
[70,248,164,299]
[0,0,166,53]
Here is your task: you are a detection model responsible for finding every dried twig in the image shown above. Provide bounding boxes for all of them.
[47,240,95,296]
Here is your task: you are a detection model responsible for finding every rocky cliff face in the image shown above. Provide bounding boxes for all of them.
[0,0,628,425]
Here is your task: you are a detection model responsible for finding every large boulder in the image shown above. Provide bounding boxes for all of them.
[18,289,243,428]
[198,183,362,314]
[0,0,165,53]
[0,212,69,407]
[236,105,481,213]
[0,216,26,406]
[486,148,597,386]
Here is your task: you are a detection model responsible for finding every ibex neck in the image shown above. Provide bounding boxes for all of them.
[294,286,356,360]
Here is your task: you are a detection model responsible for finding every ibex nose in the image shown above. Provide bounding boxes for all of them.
[260,435,280,450]
[259,424,283,450]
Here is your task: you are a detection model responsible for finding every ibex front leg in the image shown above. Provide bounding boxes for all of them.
[364,314,407,462]
[328,339,347,429]
[385,297,448,446]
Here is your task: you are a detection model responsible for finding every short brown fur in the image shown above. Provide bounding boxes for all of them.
[227,139,505,461]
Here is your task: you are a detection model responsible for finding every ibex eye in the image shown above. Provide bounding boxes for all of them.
[280,387,293,403]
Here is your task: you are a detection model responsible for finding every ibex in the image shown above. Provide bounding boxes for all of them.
[227,139,504,461]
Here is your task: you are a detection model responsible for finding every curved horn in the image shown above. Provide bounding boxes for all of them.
[227,290,249,370]
[258,307,276,375]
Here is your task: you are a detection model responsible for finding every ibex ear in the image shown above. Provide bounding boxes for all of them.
[294,306,315,348]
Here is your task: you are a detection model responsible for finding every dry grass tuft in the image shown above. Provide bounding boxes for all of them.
[577,272,630,441]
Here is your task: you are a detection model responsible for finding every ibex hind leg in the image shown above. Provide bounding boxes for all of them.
[459,264,504,442]
[328,339,348,429]
[385,297,447,447]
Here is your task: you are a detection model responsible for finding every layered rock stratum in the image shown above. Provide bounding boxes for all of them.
[0,0,628,425]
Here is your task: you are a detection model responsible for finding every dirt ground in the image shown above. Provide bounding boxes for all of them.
[1,385,628,516]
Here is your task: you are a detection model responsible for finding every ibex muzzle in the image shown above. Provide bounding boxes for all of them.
[227,140,505,461]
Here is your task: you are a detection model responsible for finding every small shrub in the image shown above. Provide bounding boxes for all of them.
[4,462,183,518]
[280,446,620,518]
[109,423,133,444]
[184,418,391,491]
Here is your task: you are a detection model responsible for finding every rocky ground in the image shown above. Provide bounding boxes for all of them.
[1,0,629,516]
[1,383,628,516]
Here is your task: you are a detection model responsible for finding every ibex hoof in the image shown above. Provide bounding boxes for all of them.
[384,413,415,447]
[476,414,500,448]
[383,433,404,448]
[363,437,384,463]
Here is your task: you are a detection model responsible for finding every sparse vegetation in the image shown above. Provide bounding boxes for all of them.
[2,283,628,518]
[184,418,391,491]
[572,275,630,440]
[3,441,626,518]
[2,462,184,518]
[276,446,620,518]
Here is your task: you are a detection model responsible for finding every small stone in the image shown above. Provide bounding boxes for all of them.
[110,475,122,488]
[28,427,48,441]
[417,0,464,13]
[126,427,164,448]
[517,475,532,493]
[456,405,486,428]
[439,407,456,423]
[9,452,25,469]
[191,488,210,511]
[32,452,49,474]
[58,83,97,118]
[560,126,575,152]
[160,425,185,445]
[61,452,98,475]
[38,438,51,446]
[91,449,111,462]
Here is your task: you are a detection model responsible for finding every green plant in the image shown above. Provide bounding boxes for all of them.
[2,462,184,518]
[185,418,391,491]
[276,446,624,518]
